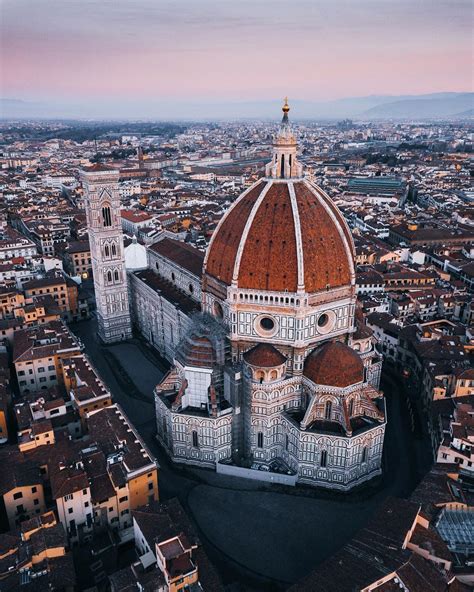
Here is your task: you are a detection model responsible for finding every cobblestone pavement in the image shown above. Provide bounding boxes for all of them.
[71,319,432,589]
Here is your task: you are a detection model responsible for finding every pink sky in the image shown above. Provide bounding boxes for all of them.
[2,0,473,103]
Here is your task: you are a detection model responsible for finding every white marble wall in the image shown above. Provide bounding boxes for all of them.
[155,395,233,468]
[129,272,193,362]
[147,248,201,304]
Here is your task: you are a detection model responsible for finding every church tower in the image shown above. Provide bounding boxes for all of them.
[80,164,132,343]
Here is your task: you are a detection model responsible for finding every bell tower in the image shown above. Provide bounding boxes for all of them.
[80,164,132,343]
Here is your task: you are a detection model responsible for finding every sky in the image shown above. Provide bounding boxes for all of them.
[1,0,473,117]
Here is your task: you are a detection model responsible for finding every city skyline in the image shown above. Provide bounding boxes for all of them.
[1,0,473,118]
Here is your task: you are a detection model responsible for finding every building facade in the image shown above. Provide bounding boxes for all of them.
[80,165,132,343]
[64,240,92,279]
[130,238,203,360]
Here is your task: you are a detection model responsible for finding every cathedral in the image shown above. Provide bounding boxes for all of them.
[83,101,386,490]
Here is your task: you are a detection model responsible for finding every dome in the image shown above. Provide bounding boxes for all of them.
[304,341,364,388]
[243,343,287,368]
[176,334,215,368]
[124,236,147,271]
[204,178,355,293]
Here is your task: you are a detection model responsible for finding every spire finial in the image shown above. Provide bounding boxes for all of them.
[282,97,290,114]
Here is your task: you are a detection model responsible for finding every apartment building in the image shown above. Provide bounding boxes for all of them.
[23,404,160,545]
[23,273,81,320]
[0,511,76,591]
[110,498,224,592]
[0,225,37,260]
[13,321,81,395]
[64,240,92,279]
[0,350,11,444]
[62,354,113,421]
[437,399,474,469]
[0,447,47,530]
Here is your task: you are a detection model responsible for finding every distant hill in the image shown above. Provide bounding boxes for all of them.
[361,93,474,119]
[454,108,474,118]
[0,98,59,119]
[1,93,473,121]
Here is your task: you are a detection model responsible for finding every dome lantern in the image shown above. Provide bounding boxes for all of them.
[265,98,303,179]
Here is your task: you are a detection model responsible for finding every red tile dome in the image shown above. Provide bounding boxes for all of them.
[304,341,364,388]
[204,179,355,294]
[176,334,215,368]
[243,343,287,368]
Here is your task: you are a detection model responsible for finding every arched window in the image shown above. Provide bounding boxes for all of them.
[104,245,110,257]
[102,206,112,227]
[257,432,264,448]
[111,243,116,256]
[107,271,112,283]
[361,446,367,463]
[192,431,199,448]
[320,450,327,468]
[280,154,285,178]
[324,400,332,420]
[348,399,354,416]
[270,370,278,381]
[256,370,265,384]
[114,270,119,282]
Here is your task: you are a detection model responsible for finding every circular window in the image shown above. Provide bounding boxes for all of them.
[318,313,329,328]
[260,317,275,331]
[316,310,336,335]
[213,301,224,319]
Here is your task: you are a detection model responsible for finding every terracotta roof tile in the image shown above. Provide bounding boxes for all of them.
[243,343,287,367]
[205,179,353,293]
[205,181,265,285]
[149,238,204,277]
[304,341,364,388]
[239,182,298,291]
[295,182,352,292]
[176,334,215,368]
[81,163,117,173]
